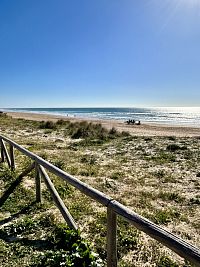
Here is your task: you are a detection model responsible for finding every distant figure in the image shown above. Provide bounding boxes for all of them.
[135,120,141,125]
[126,119,141,125]
[126,119,135,125]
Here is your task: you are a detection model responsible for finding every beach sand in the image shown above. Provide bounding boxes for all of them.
[7,111,200,137]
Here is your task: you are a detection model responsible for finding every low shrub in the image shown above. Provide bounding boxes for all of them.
[0,112,8,118]
[31,249,103,267]
[118,228,140,256]
[109,127,117,135]
[0,214,54,237]
[151,152,176,163]
[166,144,187,152]
[158,191,185,203]
[110,171,123,180]
[168,136,176,141]
[0,215,103,267]
[56,119,70,126]
[80,155,97,165]
[39,121,56,129]
[157,256,179,267]
[121,131,130,137]
[70,122,109,140]
[32,224,103,267]
[67,121,125,143]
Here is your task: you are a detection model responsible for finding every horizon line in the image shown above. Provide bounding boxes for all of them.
[1,106,200,109]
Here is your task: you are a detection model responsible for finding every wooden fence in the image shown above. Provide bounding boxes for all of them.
[0,134,200,267]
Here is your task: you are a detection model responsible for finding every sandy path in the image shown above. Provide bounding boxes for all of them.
[6,111,200,137]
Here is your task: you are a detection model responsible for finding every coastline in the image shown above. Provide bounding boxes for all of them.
[6,111,200,137]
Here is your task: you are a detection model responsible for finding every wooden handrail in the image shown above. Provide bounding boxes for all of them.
[0,134,200,267]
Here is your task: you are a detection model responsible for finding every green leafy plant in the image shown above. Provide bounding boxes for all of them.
[31,224,103,267]
[157,256,179,267]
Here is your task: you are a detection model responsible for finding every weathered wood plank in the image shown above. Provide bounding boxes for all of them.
[35,162,41,203]
[107,207,117,267]
[0,139,5,162]
[9,144,15,170]
[39,165,78,230]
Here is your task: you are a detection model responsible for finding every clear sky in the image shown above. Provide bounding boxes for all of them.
[0,0,200,108]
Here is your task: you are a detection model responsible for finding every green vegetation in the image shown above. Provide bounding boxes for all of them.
[157,191,185,203]
[166,144,187,152]
[157,256,179,267]
[39,120,57,129]
[150,151,177,164]
[147,208,181,225]
[118,227,140,256]
[0,112,8,118]
[0,214,103,267]
[31,224,103,267]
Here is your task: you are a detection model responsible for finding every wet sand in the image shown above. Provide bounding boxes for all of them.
[6,111,200,137]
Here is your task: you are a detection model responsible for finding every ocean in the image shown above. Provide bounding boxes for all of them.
[2,107,200,127]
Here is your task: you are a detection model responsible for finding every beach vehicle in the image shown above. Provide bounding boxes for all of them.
[126,119,141,125]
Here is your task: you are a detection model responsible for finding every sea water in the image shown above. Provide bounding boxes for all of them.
[2,107,200,127]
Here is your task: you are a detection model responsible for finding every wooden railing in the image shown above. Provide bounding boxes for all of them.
[0,134,200,267]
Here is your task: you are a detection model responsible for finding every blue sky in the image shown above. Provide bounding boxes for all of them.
[0,0,200,107]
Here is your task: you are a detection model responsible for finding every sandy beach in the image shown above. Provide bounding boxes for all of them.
[6,111,200,137]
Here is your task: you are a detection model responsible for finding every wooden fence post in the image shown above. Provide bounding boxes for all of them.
[9,144,15,170]
[0,139,5,163]
[35,162,42,203]
[107,207,117,267]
